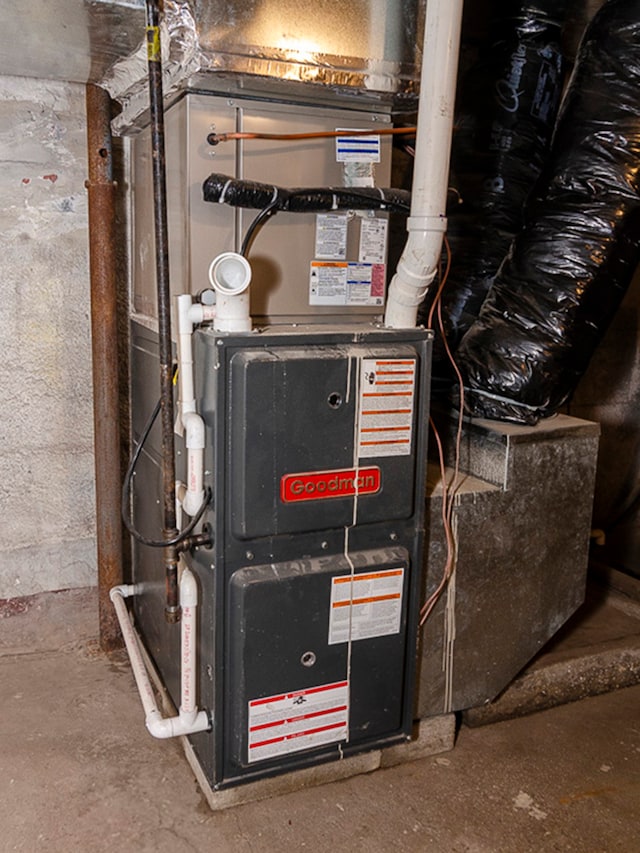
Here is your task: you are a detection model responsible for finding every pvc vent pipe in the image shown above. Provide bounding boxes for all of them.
[208,252,252,332]
[110,571,210,739]
[175,293,213,517]
[384,0,464,328]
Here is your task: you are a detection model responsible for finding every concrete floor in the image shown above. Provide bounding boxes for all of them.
[1,589,639,852]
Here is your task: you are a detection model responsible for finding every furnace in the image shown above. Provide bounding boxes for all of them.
[109,0,461,802]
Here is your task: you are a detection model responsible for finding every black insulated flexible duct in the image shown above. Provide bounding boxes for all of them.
[455,0,640,424]
[421,0,567,363]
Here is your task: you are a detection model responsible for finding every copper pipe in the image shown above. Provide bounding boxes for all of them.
[85,83,123,652]
[206,127,417,146]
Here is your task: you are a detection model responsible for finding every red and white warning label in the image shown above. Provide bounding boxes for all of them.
[358,358,416,458]
[328,567,405,645]
[248,681,349,763]
[309,261,385,306]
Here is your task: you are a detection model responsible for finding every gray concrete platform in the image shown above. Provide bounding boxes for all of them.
[1,587,639,851]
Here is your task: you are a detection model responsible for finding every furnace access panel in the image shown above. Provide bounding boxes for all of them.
[181,325,431,789]
[129,93,394,325]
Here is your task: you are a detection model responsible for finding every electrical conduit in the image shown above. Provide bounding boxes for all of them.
[384,0,464,329]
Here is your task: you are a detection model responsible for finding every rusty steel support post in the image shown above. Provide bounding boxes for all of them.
[146,0,181,622]
[85,82,123,652]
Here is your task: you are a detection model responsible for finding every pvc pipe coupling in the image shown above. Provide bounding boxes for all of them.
[208,252,252,333]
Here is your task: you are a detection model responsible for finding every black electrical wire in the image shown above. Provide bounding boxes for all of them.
[240,199,279,257]
[121,393,211,548]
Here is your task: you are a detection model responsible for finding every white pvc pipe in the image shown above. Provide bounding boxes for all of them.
[175,294,211,517]
[182,411,205,517]
[384,0,464,328]
[179,567,198,723]
[208,252,252,333]
[176,294,216,419]
[110,575,210,739]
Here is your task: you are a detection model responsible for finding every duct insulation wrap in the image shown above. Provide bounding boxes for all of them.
[420,0,567,368]
[455,0,640,425]
[202,174,411,213]
[101,0,425,132]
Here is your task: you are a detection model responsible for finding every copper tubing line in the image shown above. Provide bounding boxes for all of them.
[207,127,417,145]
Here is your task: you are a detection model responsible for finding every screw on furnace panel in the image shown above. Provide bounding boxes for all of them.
[246,551,254,560]
[390,532,398,540]
[301,651,316,667]
[321,541,329,550]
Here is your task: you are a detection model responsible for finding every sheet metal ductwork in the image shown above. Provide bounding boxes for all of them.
[455,0,640,424]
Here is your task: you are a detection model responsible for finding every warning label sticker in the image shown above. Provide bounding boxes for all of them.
[359,217,388,265]
[310,262,385,306]
[315,213,347,260]
[358,358,417,457]
[248,681,349,763]
[328,568,405,645]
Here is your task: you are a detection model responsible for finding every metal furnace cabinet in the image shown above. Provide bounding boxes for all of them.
[130,322,431,789]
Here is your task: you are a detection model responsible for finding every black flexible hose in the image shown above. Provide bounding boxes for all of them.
[240,200,279,257]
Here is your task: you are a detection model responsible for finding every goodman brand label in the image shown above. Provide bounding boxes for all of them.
[280,466,381,503]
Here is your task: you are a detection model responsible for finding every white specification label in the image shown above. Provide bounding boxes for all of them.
[248,681,349,763]
[358,358,417,457]
[328,568,405,645]
[310,262,385,306]
[336,130,381,163]
[315,213,348,260]
[359,217,388,264]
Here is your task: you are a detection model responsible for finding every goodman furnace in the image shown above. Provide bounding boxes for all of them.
[130,321,430,789]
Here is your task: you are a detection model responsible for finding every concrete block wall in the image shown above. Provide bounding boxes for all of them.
[0,75,96,599]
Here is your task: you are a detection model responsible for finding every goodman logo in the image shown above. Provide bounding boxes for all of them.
[281,466,381,503]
